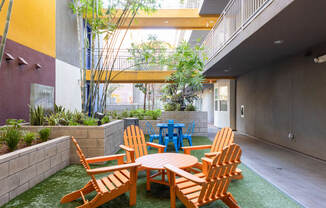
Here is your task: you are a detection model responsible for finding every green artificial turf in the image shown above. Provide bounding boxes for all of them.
[1,136,303,208]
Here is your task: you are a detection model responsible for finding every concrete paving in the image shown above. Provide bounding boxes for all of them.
[208,126,326,208]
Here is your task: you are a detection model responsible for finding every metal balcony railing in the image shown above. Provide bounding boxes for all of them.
[106,0,203,9]
[202,0,273,64]
[85,49,175,71]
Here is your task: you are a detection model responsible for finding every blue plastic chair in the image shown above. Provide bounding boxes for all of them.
[180,121,194,147]
[164,123,179,152]
[145,122,160,149]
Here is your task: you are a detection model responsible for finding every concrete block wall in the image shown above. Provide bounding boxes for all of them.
[139,111,208,137]
[21,120,124,164]
[139,120,162,134]
[0,136,70,206]
[104,120,124,156]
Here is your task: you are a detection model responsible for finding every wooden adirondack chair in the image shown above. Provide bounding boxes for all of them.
[182,127,243,180]
[61,137,141,208]
[165,144,242,208]
[120,125,166,166]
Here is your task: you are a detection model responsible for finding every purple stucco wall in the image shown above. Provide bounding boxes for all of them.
[0,38,55,124]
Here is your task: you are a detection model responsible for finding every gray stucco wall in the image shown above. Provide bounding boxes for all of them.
[56,0,80,67]
[236,44,326,161]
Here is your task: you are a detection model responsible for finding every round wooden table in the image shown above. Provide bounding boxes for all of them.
[136,153,198,191]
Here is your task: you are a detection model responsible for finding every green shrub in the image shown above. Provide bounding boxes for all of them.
[185,104,196,111]
[164,103,177,111]
[45,114,58,126]
[121,111,129,118]
[71,111,85,124]
[54,104,66,114]
[151,109,161,120]
[110,111,118,119]
[29,105,45,126]
[1,127,22,151]
[24,132,36,146]
[68,121,79,126]
[39,128,51,142]
[101,115,110,124]
[83,117,98,126]
[6,119,25,128]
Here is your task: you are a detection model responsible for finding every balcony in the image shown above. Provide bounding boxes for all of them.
[203,0,273,65]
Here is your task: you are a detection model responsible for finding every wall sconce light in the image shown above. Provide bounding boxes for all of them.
[35,64,42,70]
[17,57,28,66]
[314,54,326,64]
[5,52,14,62]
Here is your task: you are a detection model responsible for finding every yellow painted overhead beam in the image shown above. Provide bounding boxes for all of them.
[86,70,175,83]
[86,70,234,83]
[106,9,219,30]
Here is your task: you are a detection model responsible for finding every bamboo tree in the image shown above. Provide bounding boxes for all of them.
[0,0,13,69]
[0,0,6,12]
[71,0,158,115]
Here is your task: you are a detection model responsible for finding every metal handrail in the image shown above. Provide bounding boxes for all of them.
[85,48,176,71]
[202,0,273,65]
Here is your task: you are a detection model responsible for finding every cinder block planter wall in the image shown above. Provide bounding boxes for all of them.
[0,136,70,206]
[139,111,208,137]
[21,120,124,163]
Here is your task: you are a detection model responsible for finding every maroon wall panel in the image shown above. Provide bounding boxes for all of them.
[0,38,55,124]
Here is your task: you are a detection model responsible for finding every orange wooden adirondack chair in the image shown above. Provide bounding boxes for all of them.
[61,137,141,208]
[182,127,243,180]
[120,125,166,166]
[165,144,242,208]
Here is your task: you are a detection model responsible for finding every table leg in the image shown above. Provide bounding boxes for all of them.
[179,127,183,149]
[146,169,151,191]
[162,169,165,182]
[159,128,163,145]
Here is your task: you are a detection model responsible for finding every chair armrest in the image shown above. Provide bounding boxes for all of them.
[120,145,135,163]
[146,142,166,153]
[120,145,135,153]
[201,157,213,175]
[164,164,205,185]
[201,157,213,164]
[204,152,218,158]
[86,153,126,164]
[87,163,141,175]
[182,145,212,154]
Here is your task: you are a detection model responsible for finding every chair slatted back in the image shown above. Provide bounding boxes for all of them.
[71,137,102,194]
[198,144,241,203]
[124,125,148,161]
[185,121,195,135]
[145,121,155,135]
[210,127,234,153]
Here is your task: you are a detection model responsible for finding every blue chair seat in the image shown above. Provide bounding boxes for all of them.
[150,134,160,138]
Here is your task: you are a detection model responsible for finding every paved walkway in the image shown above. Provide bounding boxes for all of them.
[208,126,326,208]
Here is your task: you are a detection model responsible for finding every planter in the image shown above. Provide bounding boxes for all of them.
[21,120,124,163]
[0,136,70,206]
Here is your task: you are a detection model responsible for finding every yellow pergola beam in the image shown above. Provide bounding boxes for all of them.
[86,70,235,83]
[86,70,175,83]
[108,9,219,30]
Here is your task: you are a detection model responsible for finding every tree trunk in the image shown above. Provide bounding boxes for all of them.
[0,0,6,12]
[152,84,155,110]
[143,84,147,110]
[0,0,13,69]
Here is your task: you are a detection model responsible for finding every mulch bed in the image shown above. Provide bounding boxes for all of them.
[0,139,44,156]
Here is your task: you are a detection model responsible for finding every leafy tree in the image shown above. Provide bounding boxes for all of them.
[70,0,159,115]
[161,41,206,110]
[128,35,171,110]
